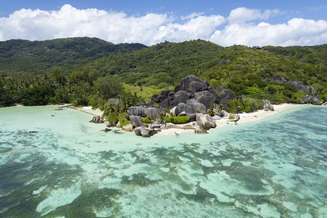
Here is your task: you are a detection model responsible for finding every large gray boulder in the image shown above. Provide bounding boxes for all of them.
[174,103,194,116]
[159,91,176,108]
[145,107,161,120]
[213,87,235,109]
[127,106,147,117]
[129,115,144,128]
[194,91,216,109]
[196,113,216,130]
[175,75,209,93]
[186,99,206,114]
[172,90,192,105]
[151,90,172,103]
[127,106,161,120]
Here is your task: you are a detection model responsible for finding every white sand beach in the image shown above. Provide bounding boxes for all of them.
[157,103,303,136]
[72,106,104,117]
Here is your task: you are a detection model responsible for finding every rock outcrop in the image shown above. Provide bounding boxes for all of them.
[212,87,236,109]
[175,75,209,93]
[151,75,238,115]
[196,113,216,130]
[90,115,104,123]
[263,100,274,111]
[194,90,216,109]
[302,95,321,104]
[134,127,157,137]
[127,106,161,120]
[186,99,207,114]
[129,115,144,128]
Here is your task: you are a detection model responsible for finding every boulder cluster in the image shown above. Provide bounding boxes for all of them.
[151,75,234,117]
[123,75,235,137]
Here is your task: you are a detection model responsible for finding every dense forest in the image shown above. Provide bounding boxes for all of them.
[0,37,145,73]
[0,37,326,118]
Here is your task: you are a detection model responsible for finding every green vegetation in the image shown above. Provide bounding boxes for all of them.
[118,113,130,127]
[0,37,145,74]
[141,116,152,124]
[122,84,167,102]
[227,97,264,113]
[164,115,190,124]
[0,38,326,113]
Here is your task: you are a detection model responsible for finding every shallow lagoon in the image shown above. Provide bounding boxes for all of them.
[0,105,326,217]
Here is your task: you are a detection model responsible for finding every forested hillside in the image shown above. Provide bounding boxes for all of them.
[0,37,146,73]
[0,38,326,114]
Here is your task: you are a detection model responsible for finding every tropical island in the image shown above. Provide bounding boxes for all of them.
[0,38,326,137]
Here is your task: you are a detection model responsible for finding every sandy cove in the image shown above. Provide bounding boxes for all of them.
[73,103,305,136]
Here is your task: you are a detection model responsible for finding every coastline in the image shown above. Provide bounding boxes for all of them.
[156,103,304,136]
[69,105,104,117]
[73,103,311,136]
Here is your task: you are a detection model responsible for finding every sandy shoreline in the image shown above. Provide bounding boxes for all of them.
[156,103,305,136]
[69,105,104,117]
[74,103,311,136]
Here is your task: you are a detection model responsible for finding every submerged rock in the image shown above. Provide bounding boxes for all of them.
[103,128,112,132]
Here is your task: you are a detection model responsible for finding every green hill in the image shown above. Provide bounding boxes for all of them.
[74,40,326,99]
[0,38,326,110]
[0,37,146,73]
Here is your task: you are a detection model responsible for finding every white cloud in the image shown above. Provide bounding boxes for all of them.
[0,4,326,46]
[228,7,280,24]
[210,18,327,46]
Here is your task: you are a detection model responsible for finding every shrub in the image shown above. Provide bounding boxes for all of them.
[141,116,152,124]
[244,86,266,98]
[227,99,242,113]
[291,91,305,103]
[227,97,263,113]
[241,97,263,113]
[106,113,119,126]
[118,113,130,127]
[163,115,190,124]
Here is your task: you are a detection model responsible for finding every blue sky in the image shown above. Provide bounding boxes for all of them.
[0,0,326,21]
[0,0,326,46]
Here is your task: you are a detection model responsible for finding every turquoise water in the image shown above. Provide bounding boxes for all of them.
[0,105,326,218]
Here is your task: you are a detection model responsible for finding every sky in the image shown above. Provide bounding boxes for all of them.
[0,0,326,46]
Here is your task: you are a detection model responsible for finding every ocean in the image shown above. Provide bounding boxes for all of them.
[0,105,326,218]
